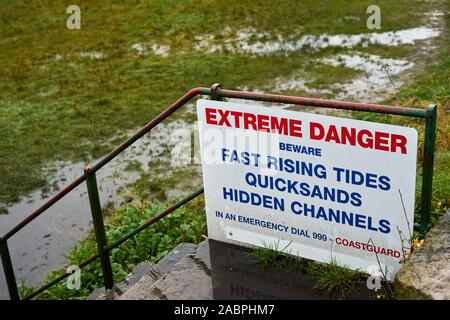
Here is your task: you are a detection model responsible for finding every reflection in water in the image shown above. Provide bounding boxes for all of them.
[209,240,325,300]
[208,240,373,300]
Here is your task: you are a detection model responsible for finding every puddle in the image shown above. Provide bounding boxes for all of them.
[131,43,147,55]
[79,51,107,59]
[229,11,442,102]
[426,10,445,23]
[131,43,170,57]
[209,240,328,299]
[320,53,414,101]
[195,26,441,56]
[273,78,333,96]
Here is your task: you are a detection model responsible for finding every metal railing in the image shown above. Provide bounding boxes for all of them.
[0,83,437,300]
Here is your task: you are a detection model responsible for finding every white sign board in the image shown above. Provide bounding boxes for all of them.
[196,99,418,280]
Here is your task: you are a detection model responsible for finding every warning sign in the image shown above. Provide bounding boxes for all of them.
[196,99,418,280]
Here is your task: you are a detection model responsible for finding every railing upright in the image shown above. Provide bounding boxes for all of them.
[420,104,437,234]
[84,165,114,290]
[0,238,20,300]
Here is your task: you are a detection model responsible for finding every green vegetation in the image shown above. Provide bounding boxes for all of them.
[307,259,365,299]
[304,63,362,90]
[128,165,201,203]
[20,196,207,299]
[252,241,366,299]
[252,240,305,270]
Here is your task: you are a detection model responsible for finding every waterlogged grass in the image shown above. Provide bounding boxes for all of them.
[304,63,362,89]
[0,0,444,208]
[20,196,207,300]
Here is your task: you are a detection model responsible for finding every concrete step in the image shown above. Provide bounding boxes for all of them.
[87,242,205,300]
[119,241,211,300]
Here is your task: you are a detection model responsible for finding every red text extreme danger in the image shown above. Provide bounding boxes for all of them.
[205,107,408,154]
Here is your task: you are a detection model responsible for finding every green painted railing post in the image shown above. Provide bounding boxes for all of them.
[420,104,437,235]
[84,166,114,290]
[0,238,20,300]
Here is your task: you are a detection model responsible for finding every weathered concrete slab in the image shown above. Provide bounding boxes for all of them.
[87,262,154,300]
[193,239,211,273]
[120,248,213,300]
[87,286,122,300]
[395,211,450,299]
[124,262,154,287]
[152,243,197,276]
[152,255,213,300]
[119,274,160,300]
[117,243,199,300]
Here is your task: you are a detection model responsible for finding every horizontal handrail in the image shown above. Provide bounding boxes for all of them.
[216,88,428,118]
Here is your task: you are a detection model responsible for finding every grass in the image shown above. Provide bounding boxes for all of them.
[125,162,202,203]
[0,0,446,209]
[307,258,365,299]
[251,240,305,270]
[19,195,207,300]
[252,240,366,299]
[304,62,362,89]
